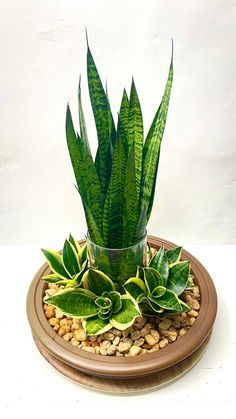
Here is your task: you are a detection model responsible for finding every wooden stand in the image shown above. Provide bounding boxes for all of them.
[34,333,211,393]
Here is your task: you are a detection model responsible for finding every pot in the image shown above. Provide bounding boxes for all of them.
[26,235,217,380]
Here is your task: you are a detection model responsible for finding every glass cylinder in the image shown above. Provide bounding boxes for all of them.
[87,232,147,291]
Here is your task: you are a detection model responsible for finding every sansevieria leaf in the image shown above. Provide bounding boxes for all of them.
[44,288,97,318]
[82,316,112,336]
[66,105,102,239]
[166,246,182,266]
[62,239,80,277]
[82,268,115,296]
[118,89,129,154]
[123,276,146,301]
[128,79,143,196]
[103,136,126,247]
[149,246,169,284]
[41,248,71,280]
[167,261,190,296]
[122,144,139,247]
[140,43,173,226]
[109,295,140,330]
[87,44,114,202]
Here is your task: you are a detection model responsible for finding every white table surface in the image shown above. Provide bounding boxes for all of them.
[1,244,236,416]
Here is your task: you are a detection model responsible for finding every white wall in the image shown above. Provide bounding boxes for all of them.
[0,0,235,246]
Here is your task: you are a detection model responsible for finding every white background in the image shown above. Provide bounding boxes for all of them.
[0,0,236,246]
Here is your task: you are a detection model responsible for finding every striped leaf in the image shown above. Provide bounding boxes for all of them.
[82,268,115,296]
[62,239,80,277]
[149,246,169,284]
[123,276,146,302]
[44,288,98,318]
[109,295,140,330]
[78,77,91,155]
[66,105,102,238]
[103,136,126,247]
[117,89,129,154]
[68,234,81,255]
[87,46,115,202]
[166,246,182,266]
[140,44,173,225]
[154,289,182,311]
[122,144,139,247]
[143,267,165,294]
[82,316,112,336]
[167,261,190,296]
[128,79,143,196]
[41,248,71,279]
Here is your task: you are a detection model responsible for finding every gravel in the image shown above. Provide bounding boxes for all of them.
[44,282,201,356]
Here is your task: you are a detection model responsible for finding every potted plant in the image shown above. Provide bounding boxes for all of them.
[27,37,217,384]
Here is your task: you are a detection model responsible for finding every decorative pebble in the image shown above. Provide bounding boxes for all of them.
[44,279,201,356]
[118,342,132,353]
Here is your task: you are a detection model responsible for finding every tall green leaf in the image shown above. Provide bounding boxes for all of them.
[103,136,126,247]
[117,89,129,154]
[122,144,139,247]
[140,44,173,226]
[66,105,102,238]
[87,45,115,202]
[77,76,90,155]
[128,79,143,196]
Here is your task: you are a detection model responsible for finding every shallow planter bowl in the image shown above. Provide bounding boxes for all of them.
[26,236,217,380]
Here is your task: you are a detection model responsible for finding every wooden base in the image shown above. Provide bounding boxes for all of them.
[34,333,211,393]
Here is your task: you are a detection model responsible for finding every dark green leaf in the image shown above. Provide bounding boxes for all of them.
[122,144,139,247]
[128,79,143,196]
[149,246,169,284]
[103,136,126,247]
[156,289,182,311]
[87,46,114,202]
[143,267,164,294]
[166,246,182,265]
[66,105,103,239]
[140,45,173,223]
[167,261,190,296]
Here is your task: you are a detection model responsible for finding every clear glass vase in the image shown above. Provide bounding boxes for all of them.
[87,232,147,291]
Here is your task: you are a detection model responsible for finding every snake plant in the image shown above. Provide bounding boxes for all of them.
[44,267,140,335]
[123,246,192,316]
[66,38,173,250]
[41,234,88,286]
[42,236,192,334]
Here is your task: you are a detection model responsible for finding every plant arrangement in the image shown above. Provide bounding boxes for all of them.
[43,236,193,336]
[65,37,173,283]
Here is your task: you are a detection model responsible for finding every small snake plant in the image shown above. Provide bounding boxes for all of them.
[43,235,192,335]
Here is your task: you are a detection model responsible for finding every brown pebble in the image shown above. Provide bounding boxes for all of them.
[129,345,142,356]
[159,338,169,348]
[48,317,59,326]
[63,332,72,342]
[134,338,145,347]
[118,342,132,353]
[158,319,172,331]
[179,328,187,337]
[145,334,156,346]
[73,328,87,341]
[187,309,198,317]
[58,325,71,337]
[45,306,55,319]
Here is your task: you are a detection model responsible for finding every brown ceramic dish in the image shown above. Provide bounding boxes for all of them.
[26,235,217,379]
